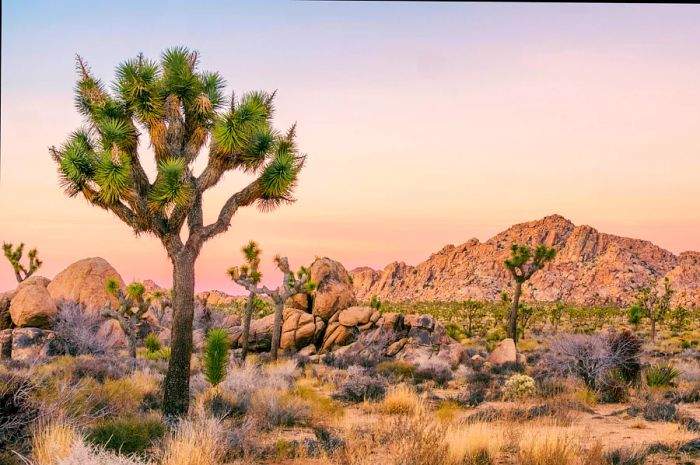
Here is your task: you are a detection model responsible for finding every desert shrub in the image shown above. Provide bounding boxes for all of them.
[536,378,569,399]
[143,333,161,353]
[414,358,453,386]
[502,374,536,401]
[631,401,677,422]
[598,370,629,403]
[0,369,37,446]
[71,355,134,382]
[377,360,416,381]
[385,414,447,465]
[381,385,423,415]
[435,400,462,424]
[88,415,165,455]
[160,416,226,465]
[604,446,647,465]
[203,328,229,387]
[144,345,171,361]
[456,388,486,407]
[517,427,577,465]
[335,366,387,402]
[546,331,641,394]
[250,389,311,429]
[644,363,679,387]
[54,301,111,355]
[445,422,503,465]
[489,361,525,375]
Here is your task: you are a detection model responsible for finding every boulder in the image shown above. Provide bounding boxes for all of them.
[280,308,325,350]
[488,338,517,365]
[11,328,60,360]
[230,314,275,352]
[321,322,356,351]
[338,306,377,327]
[0,292,12,330]
[9,284,57,328]
[47,257,124,313]
[298,344,317,357]
[17,275,51,291]
[309,257,357,321]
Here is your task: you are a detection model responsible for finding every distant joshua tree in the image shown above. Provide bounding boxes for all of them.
[49,48,305,416]
[461,300,485,338]
[234,240,263,359]
[503,243,556,344]
[229,248,315,360]
[102,278,150,359]
[630,276,674,341]
[2,242,42,283]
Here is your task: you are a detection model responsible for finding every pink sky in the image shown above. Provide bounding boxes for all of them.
[1,2,699,293]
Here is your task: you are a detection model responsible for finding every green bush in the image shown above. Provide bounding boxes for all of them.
[87,416,165,455]
[377,360,416,381]
[203,328,230,386]
[144,346,171,361]
[144,333,161,353]
[502,374,536,401]
[644,363,679,388]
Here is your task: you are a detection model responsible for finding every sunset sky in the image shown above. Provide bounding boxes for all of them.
[2,1,699,293]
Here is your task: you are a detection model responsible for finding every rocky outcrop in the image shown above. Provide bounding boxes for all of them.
[230,308,325,352]
[330,312,465,367]
[351,215,700,308]
[47,257,124,312]
[308,257,357,321]
[322,306,380,351]
[9,283,57,328]
[11,328,60,360]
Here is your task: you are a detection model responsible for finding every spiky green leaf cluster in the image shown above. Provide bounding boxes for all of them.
[504,243,556,282]
[148,158,192,211]
[105,277,121,296]
[203,328,229,387]
[94,150,133,204]
[127,282,146,301]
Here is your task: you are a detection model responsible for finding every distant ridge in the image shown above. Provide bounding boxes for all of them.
[350,214,700,308]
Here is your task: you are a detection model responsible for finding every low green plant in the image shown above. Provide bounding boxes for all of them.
[644,363,679,387]
[87,415,165,455]
[144,333,161,353]
[203,328,230,387]
[502,374,536,401]
[144,346,171,361]
[377,360,416,381]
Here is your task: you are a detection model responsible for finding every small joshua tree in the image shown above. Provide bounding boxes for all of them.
[148,288,172,328]
[461,300,485,338]
[503,243,556,344]
[102,278,150,358]
[236,240,263,359]
[229,249,314,360]
[203,328,229,387]
[2,242,42,283]
[630,276,673,341]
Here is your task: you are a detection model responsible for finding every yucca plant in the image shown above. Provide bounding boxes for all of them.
[50,47,306,416]
[644,363,679,388]
[228,247,314,361]
[2,242,42,283]
[503,243,556,343]
[144,333,162,354]
[203,328,230,387]
[101,278,150,359]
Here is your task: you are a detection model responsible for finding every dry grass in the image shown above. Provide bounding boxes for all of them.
[32,420,79,465]
[517,425,579,465]
[380,384,423,415]
[160,415,226,465]
[445,422,504,465]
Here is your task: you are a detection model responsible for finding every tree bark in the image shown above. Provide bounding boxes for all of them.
[507,281,522,344]
[651,318,656,341]
[270,298,284,361]
[241,292,255,359]
[162,252,196,418]
[127,329,137,359]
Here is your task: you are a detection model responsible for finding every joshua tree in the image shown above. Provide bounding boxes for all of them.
[102,278,150,359]
[229,252,314,360]
[630,277,674,341]
[2,242,42,283]
[549,301,565,334]
[148,288,172,328]
[461,300,485,338]
[49,48,305,416]
[234,240,262,359]
[503,243,556,343]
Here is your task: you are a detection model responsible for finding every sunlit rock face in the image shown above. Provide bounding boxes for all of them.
[351,214,700,308]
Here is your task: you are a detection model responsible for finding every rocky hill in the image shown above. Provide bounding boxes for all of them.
[350,215,700,308]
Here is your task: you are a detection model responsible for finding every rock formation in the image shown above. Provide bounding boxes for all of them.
[47,257,125,312]
[351,215,700,308]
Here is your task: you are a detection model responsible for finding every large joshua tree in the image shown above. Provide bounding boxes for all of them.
[49,47,305,416]
[503,243,556,343]
[228,247,314,361]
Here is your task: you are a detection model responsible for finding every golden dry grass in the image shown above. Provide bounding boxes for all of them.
[380,384,423,415]
[32,420,79,465]
[445,422,504,465]
[160,416,226,465]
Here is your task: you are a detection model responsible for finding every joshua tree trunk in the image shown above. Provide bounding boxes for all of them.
[651,318,656,342]
[127,330,137,359]
[241,292,255,359]
[163,252,196,417]
[507,281,522,343]
[270,299,284,361]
